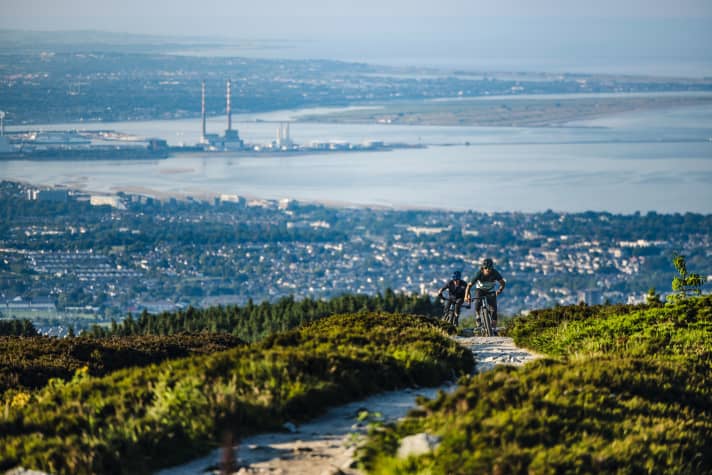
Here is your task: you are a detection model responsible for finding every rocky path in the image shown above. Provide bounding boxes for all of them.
[157,336,541,475]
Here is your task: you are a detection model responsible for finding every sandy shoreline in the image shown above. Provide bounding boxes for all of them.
[8,176,452,213]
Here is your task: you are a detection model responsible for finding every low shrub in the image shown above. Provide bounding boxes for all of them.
[0,312,473,474]
[506,295,712,361]
[0,333,245,395]
[359,296,712,474]
[360,356,711,474]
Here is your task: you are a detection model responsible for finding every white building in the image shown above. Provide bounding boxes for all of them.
[90,195,126,209]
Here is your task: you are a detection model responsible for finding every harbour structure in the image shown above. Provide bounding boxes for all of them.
[0,127,168,160]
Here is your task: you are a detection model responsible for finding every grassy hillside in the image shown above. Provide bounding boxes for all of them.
[0,333,245,395]
[0,312,472,475]
[507,298,710,361]
[359,296,712,474]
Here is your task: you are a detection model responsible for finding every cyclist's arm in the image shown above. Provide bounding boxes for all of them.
[437,282,449,298]
[464,282,473,301]
[496,279,506,295]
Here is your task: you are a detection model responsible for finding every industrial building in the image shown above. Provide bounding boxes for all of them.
[200,79,244,151]
[0,111,12,153]
[274,122,294,150]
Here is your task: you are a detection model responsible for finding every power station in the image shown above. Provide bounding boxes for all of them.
[195,80,395,154]
[200,79,244,151]
[0,82,396,159]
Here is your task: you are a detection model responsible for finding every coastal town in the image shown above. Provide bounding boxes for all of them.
[1,181,708,334]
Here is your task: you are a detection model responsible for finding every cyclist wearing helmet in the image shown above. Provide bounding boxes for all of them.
[437,270,468,325]
[465,258,506,332]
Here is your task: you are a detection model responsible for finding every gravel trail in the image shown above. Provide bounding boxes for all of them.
[157,336,541,475]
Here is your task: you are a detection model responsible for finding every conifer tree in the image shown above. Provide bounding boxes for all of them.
[671,254,704,299]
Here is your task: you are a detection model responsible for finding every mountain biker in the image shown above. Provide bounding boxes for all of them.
[465,258,506,334]
[437,270,468,325]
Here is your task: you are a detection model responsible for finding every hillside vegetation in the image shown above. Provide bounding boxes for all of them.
[0,319,38,337]
[86,292,440,341]
[0,333,244,395]
[1,312,472,474]
[1,292,440,397]
[360,296,711,474]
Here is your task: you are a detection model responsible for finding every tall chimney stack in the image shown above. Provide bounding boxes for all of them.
[226,79,232,132]
[201,80,207,141]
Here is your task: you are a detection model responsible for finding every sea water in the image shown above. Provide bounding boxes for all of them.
[2,102,711,213]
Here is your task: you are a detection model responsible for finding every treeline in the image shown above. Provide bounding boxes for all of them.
[359,296,712,474]
[86,290,441,341]
[0,319,38,337]
[0,333,244,395]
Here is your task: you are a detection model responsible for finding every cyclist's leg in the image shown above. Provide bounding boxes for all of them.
[441,300,450,320]
[474,289,485,325]
[443,300,457,325]
[453,298,463,326]
[447,302,456,324]
[487,293,498,334]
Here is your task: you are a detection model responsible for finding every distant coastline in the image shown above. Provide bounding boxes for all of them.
[296,94,712,128]
[2,99,710,214]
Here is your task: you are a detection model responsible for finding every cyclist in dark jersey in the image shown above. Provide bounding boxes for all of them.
[465,258,506,332]
[437,271,468,325]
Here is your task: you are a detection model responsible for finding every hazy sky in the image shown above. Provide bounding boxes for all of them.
[2,0,711,75]
[2,0,711,36]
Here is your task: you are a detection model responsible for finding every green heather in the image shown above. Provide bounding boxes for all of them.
[0,333,245,395]
[508,298,710,362]
[360,296,712,474]
[0,312,472,475]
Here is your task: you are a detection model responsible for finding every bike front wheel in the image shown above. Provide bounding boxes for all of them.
[481,307,494,337]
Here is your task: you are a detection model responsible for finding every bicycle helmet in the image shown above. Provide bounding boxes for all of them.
[482,258,493,269]
[452,270,462,280]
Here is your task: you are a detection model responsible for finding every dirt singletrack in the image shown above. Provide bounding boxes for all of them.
[157,336,541,475]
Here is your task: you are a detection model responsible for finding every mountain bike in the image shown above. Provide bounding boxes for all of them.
[473,290,497,337]
[439,295,470,326]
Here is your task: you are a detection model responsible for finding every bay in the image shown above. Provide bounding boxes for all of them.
[2,102,711,214]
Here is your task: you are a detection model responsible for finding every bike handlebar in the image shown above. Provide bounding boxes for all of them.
[439,294,471,308]
[439,295,464,302]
